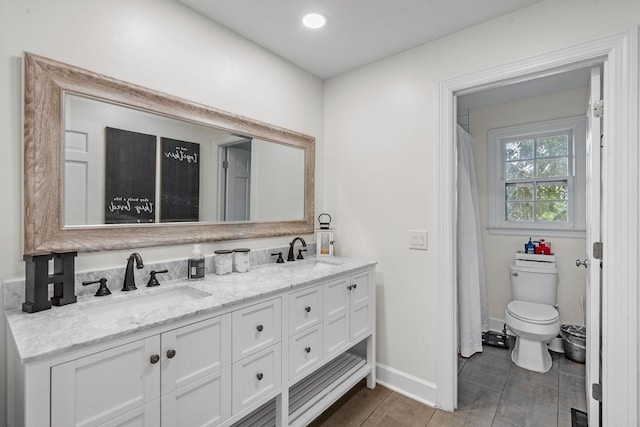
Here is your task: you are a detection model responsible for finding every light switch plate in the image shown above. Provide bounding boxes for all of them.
[409,230,428,250]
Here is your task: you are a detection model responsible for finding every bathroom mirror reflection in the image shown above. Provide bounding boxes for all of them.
[64,94,305,226]
[24,53,315,254]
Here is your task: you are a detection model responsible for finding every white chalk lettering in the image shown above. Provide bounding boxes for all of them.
[164,147,198,164]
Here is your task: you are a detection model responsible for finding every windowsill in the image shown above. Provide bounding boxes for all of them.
[487,227,586,239]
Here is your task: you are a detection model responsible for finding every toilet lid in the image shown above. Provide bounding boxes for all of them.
[507,300,559,325]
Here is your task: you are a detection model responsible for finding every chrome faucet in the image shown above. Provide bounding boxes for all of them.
[123,253,144,291]
[287,237,307,262]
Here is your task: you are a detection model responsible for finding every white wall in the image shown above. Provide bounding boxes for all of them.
[324,0,640,392]
[251,139,306,221]
[0,0,323,423]
[470,86,589,327]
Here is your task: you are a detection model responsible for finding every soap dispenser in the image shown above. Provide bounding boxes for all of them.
[188,245,205,280]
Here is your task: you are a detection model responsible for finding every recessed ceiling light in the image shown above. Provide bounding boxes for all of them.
[302,13,326,29]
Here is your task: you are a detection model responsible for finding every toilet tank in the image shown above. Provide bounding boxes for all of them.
[509,264,558,305]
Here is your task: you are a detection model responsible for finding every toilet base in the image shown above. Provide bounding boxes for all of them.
[511,336,552,373]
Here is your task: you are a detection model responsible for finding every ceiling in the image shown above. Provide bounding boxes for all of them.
[178,0,544,80]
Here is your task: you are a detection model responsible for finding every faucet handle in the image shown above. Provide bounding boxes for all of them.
[297,249,307,260]
[147,270,168,287]
[271,252,285,263]
[82,278,111,297]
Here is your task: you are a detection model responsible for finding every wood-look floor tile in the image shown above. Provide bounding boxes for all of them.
[310,383,392,427]
[363,392,435,427]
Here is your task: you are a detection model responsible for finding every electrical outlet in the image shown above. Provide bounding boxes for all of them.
[409,230,428,250]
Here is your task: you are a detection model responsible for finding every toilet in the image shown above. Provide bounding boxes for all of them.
[504,257,559,373]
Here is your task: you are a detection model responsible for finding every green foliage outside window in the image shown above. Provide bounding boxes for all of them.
[504,135,570,223]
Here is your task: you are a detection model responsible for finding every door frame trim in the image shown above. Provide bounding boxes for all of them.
[436,29,639,426]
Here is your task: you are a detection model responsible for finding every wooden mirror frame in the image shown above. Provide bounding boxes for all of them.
[23,53,315,254]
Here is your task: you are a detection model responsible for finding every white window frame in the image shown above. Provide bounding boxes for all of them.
[488,116,586,237]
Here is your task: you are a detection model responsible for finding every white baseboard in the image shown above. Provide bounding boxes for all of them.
[375,362,437,408]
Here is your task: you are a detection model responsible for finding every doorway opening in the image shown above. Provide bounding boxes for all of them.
[454,64,599,426]
[219,139,252,221]
[436,29,639,427]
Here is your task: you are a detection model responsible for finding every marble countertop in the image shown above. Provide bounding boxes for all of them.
[5,256,375,364]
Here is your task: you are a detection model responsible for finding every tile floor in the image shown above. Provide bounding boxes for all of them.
[310,345,586,427]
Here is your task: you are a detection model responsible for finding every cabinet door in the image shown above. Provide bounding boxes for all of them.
[161,315,231,394]
[289,286,322,336]
[349,270,372,342]
[99,400,160,427]
[161,367,231,427]
[232,298,281,361]
[323,277,350,358]
[51,336,160,427]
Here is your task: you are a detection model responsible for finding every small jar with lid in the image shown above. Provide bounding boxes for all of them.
[214,249,233,275]
[233,248,251,273]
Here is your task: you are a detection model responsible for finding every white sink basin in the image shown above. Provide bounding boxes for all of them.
[79,285,210,322]
[279,258,343,272]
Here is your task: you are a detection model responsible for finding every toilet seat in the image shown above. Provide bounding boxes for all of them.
[506,300,559,325]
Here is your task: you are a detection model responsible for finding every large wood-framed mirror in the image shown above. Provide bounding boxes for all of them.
[24,53,315,254]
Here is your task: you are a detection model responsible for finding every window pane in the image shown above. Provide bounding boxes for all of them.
[505,139,534,161]
[506,183,533,201]
[536,135,568,158]
[536,158,568,178]
[536,182,568,201]
[536,201,568,222]
[506,202,533,222]
[506,160,534,180]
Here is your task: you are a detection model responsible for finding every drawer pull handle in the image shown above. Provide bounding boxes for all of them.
[305,346,311,353]
[256,372,264,381]
[352,283,357,289]
[347,285,352,291]
[256,324,264,332]
[150,354,160,364]
[167,349,176,359]
[305,306,311,313]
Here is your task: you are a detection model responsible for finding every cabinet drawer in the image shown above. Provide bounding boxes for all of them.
[289,325,323,381]
[232,344,282,413]
[232,298,282,361]
[289,286,322,336]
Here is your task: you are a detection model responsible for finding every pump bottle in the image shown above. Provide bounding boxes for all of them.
[188,244,205,280]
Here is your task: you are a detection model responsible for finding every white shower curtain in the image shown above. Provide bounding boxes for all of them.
[456,125,489,358]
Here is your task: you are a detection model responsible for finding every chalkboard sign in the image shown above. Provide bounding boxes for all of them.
[160,137,200,222]
[104,127,157,224]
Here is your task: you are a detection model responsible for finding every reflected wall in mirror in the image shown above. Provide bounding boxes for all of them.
[64,95,305,226]
[24,53,315,254]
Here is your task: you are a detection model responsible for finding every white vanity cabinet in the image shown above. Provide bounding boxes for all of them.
[8,260,375,427]
[50,314,232,427]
